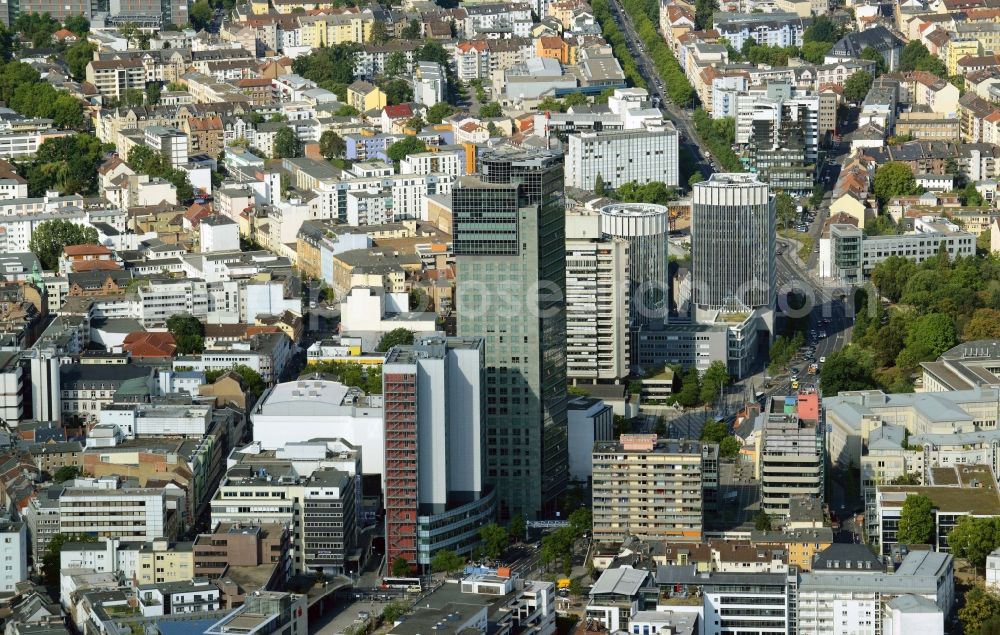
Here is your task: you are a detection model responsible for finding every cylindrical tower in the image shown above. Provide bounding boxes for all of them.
[599,203,670,329]
[691,173,775,317]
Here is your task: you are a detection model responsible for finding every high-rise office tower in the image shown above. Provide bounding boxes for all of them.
[453,147,569,519]
[382,336,495,569]
[691,173,776,324]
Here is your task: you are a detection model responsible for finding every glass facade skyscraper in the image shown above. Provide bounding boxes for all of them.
[691,173,776,317]
[453,147,568,520]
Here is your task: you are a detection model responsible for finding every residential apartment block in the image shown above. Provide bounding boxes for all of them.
[592,435,718,543]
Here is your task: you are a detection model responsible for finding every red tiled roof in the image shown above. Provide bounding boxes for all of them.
[457,41,489,53]
[123,332,177,360]
[72,260,122,273]
[188,115,223,131]
[384,104,413,118]
[237,78,272,88]
[185,202,213,225]
[63,244,112,257]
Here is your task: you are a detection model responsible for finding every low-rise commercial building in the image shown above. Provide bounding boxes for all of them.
[819,217,976,283]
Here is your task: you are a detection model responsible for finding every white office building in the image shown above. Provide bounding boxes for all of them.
[251,379,385,475]
[736,90,821,162]
[820,218,977,283]
[382,336,496,566]
[138,278,209,325]
[59,484,169,542]
[565,127,679,190]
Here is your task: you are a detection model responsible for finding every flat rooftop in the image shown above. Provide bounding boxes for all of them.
[880,464,1000,514]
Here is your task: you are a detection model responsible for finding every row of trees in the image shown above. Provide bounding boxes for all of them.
[591,0,646,90]
[618,0,696,106]
[540,509,592,575]
[394,515,532,576]
[690,109,742,171]
[768,332,805,376]
[597,179,679,203]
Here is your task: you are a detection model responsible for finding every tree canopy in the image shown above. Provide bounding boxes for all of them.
[480,523,508,559]
[22,133,108,196]
[960,586,1000,635]
[843,71,873,103]
[390,556,410,576]
[775,191,796,228]
[899,40,947,76]
[189,0,213,30]
[65,39,96,81]
[376,328,415,352]
[28,219,98,270]
[272,126,300,159]
[425,102,454,124]
[859,47,886,76]
[948,516,1000,572]
[699,361,730,406]
[613,181,679,204]
[431,549,465,574]
[381,78,413,105]
[319,130,346,161]
[63,14,89,35]
[896,493,934,546]
[819,347,878,397]
[13,12,59,47]
[873,162,920,205]
[166,314,204,355]
[292,43,359,93]
[803,15,839,43]
[0,61,84,129]
[387,137,426,165]
[127,145,195,202]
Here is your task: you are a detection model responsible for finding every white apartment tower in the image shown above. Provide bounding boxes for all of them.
[0,520,27,592]
[565,213,630,381]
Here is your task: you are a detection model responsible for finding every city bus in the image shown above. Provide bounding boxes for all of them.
[382,577,422,590]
